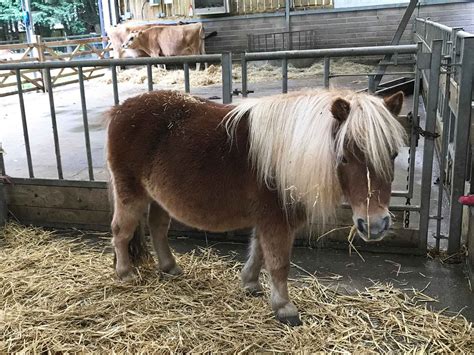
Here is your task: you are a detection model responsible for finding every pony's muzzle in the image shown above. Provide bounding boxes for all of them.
[355,215,390,242]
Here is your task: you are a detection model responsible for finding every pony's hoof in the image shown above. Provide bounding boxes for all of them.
[274,302,301,326]
[276,314,303,327]
[162,264,183,276]
[117,269,137,282]
[243,282,264,297]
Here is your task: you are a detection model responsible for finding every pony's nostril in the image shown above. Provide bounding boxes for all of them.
[357,218,365,233]
[383,216,390,230]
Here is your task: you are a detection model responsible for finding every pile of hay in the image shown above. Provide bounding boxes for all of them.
[1,223,472,352]
[101,59,373,88]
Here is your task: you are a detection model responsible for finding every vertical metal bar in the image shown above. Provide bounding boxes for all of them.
[407,42,423,198]
[282,57,288,94]
[0,142,6,226]
[111,65,119,105]
[447,36,474,254]
[368,74,376,93]
[183,63,190,93]
[44,68,63,179]
[15,69,34,178]
[241,55,248,97]
[78,67,94,181]
[147,64,153,92]
[433,55,451,251]
[285,0,290,32]
[323,57,330,88]
[418,40,443,251]
[221,52,232,104]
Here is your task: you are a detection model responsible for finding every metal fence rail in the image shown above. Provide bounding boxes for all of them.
[0,53,233,182]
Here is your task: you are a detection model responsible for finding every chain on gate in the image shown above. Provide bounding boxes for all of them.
[403,112,441,228]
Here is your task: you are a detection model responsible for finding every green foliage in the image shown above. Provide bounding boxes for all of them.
[0,0,99,35]
[0,0,22,23]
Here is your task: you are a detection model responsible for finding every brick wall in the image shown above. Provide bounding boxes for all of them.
[201,1,474,54]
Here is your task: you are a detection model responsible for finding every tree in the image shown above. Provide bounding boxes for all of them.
[0,0,99,41]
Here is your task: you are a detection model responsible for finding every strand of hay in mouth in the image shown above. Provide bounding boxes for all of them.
[1,223,472,353]
[100,59,374,87]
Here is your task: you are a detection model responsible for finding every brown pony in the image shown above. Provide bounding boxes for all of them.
[105,89,405,326]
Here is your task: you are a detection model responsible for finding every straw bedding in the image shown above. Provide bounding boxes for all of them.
[1,223,472,352]
[101,60,373,87]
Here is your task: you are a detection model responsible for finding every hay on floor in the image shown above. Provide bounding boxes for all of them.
[0,223,472,352]
[101,59,374,88]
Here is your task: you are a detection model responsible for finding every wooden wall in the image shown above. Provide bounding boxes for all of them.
[124,0,333,19]
[5,178,421,253]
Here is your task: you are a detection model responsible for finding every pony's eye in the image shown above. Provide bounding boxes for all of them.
[341,156,348,164]
[391,152,398,160]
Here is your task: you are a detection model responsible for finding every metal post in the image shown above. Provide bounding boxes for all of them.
[282,57,288,94]
[241,55,248,97]
[147,64,153,92]
[368,74,376,93]
[323,57,330,88]
[78,67,94,181]
[433,54,451,251]
[285,0,292,50]
[111,65,119,105]
[418,40,443,251]
[15,69,34,178]
[0,142,6,226]
[221,52,232,104]
[44,68,63,179]
[20,0,35,44]
[183,63,190,93]
[447,36,474,254]
[408,42,423,199]
[98,0,109,58]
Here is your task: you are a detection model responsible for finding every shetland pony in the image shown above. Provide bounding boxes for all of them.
[105,89,405,325]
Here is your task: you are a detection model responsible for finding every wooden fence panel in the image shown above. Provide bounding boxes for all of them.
[0,36,112,97]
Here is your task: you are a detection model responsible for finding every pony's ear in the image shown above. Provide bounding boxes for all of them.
[331,97,351,123]
[384,91,404,116]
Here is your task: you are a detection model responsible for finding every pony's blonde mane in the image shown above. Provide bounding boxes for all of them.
[224,89,406,224]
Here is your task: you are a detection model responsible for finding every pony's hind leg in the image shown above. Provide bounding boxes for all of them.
[112,198,148,281]
[148,202,182,276]
[241,233,264,296]
[258,224,301,326]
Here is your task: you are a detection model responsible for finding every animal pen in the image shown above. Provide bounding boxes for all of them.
[0,16,473,352]
[1,18,473,256]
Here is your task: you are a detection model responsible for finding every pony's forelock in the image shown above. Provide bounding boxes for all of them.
[224,89,406,225]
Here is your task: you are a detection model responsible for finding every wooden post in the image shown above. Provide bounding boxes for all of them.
[33,35,49,92]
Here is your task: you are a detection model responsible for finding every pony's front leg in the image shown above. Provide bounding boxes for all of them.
[148,201,182,276]
[259,226,302,326]
[241,233,264,296]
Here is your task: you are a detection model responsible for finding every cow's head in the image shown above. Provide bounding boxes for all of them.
[122,31,142,49]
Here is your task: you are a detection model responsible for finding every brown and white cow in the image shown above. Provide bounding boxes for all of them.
[107,23,157,59]
[121,23,207,68]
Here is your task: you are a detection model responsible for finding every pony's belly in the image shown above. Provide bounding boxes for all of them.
[144,180,255,232]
